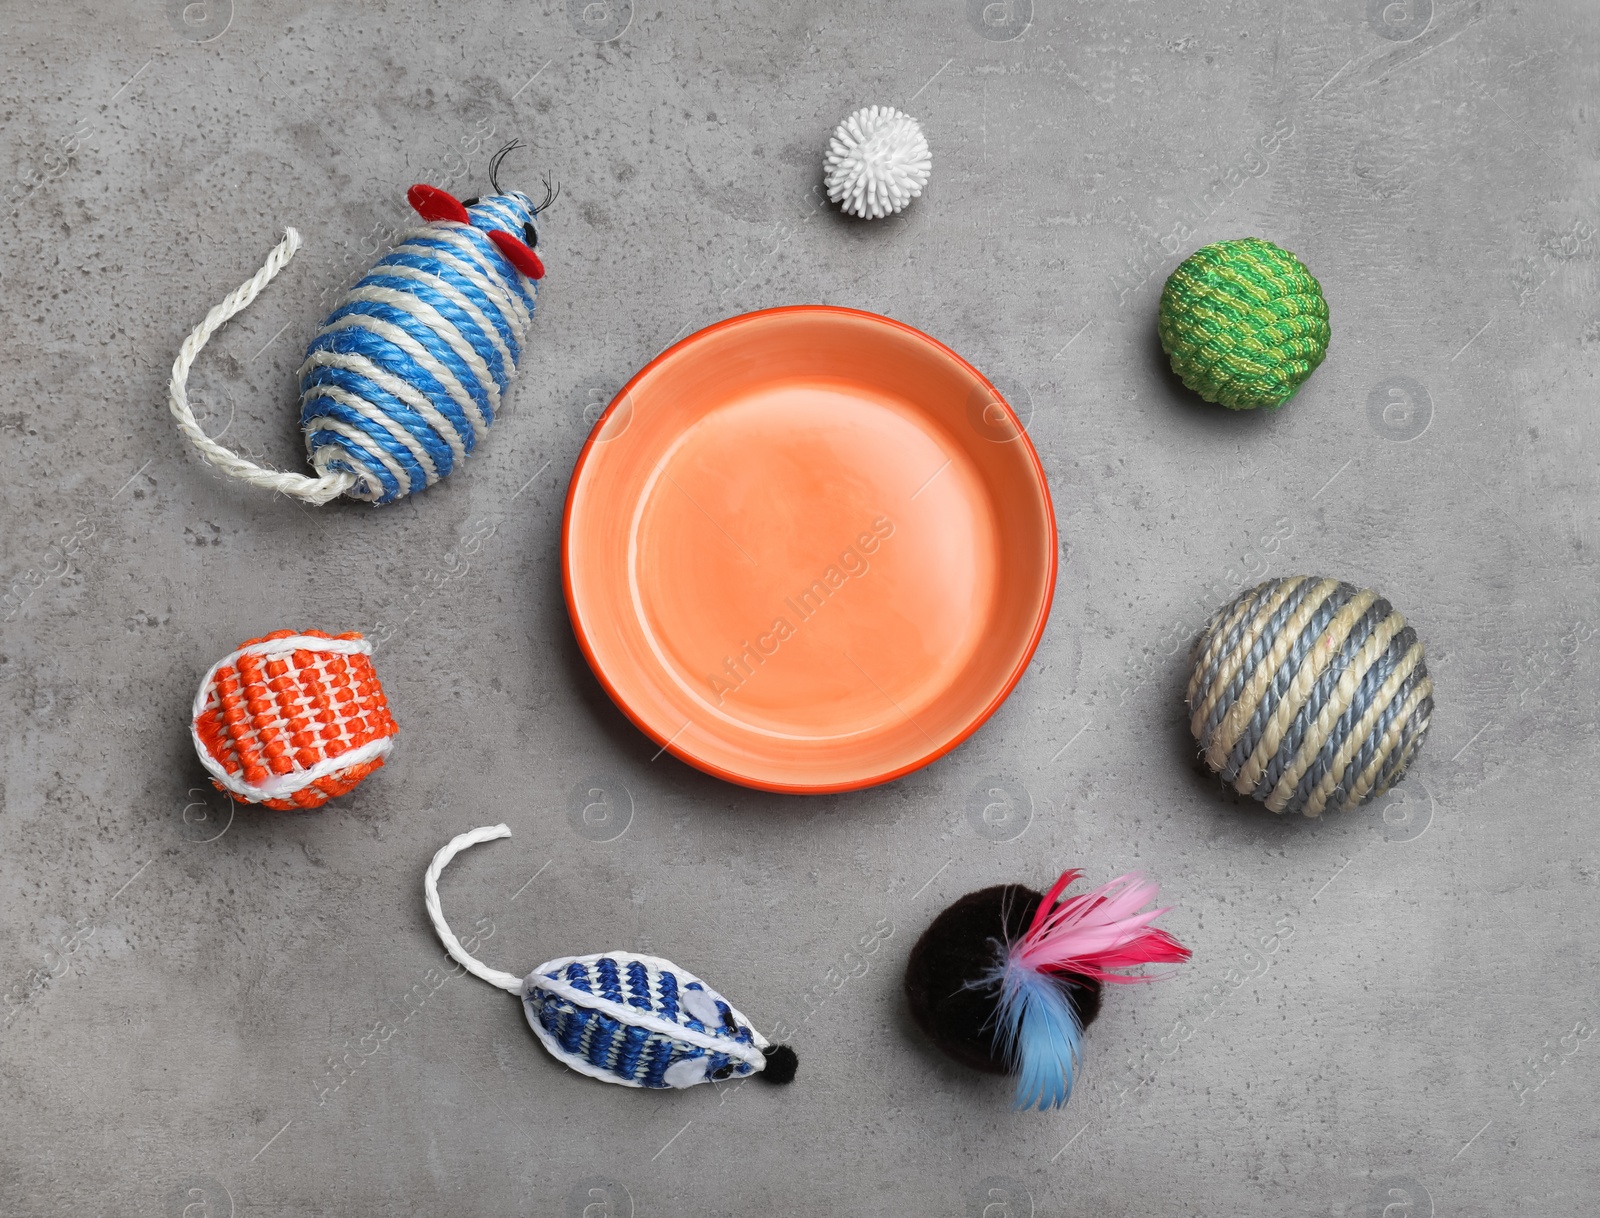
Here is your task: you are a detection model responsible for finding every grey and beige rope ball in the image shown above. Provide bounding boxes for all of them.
[1186,577,1434,817]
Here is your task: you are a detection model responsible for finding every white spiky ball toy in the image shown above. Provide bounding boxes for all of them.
[824,105,932,219]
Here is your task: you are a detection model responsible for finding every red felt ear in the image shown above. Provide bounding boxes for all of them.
[407,184,471,224]
[487,229,546,280]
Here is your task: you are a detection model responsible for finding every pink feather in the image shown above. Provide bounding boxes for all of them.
[1011,870,1190,983]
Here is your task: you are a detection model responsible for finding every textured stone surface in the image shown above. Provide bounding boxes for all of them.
[2,1,1597,1214]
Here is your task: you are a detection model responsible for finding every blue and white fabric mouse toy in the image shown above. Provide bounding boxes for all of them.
[424,824,799,1091]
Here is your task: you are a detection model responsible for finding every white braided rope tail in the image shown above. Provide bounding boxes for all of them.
[167,228,357,506]
[424,824,523,993]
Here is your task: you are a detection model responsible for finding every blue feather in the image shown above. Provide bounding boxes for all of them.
[990,960,1084,1111]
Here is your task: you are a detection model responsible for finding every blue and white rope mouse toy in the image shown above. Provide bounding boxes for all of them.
[168,142,552,506]
[425,825,800,1091]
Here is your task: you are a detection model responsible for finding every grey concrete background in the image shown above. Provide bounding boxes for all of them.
[1,0,1596,1214]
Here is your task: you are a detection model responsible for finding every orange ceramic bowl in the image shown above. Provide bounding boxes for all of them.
[562,306,1056,793]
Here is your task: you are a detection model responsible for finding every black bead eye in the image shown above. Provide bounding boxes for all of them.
[523,221,538,247]
[710,1065,733,1081]
[462,196,479,207]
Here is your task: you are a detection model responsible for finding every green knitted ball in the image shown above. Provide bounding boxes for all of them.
[1158,238,1330,411]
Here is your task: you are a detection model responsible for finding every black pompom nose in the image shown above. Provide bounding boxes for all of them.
[758,1044,798,1085]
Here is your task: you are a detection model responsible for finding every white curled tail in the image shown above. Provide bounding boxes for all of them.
[423,823,523,993]
[167,228,355,505]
